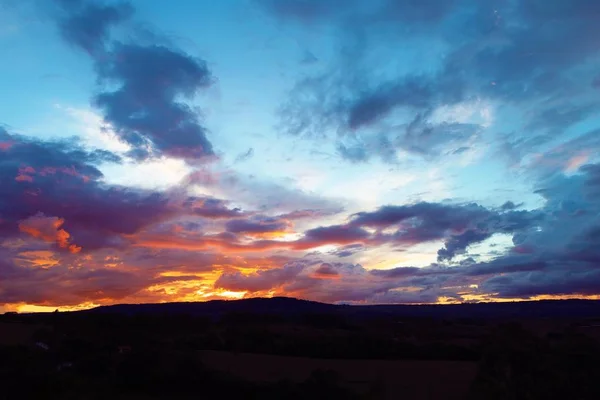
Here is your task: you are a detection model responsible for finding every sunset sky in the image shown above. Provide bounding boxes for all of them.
[1,0,600,312]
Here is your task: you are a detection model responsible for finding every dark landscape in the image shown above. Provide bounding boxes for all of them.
[2,297,600,399]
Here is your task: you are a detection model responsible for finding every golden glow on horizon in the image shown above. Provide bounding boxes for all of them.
[12,302,100,313]
[5,293,600,313]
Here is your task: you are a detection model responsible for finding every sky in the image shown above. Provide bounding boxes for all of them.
[1,0,600,312]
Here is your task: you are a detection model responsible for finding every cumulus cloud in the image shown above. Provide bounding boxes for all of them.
[0,129,176,250]
[54,0,215,161]
[56,0,133,55]
[19,213,81,254]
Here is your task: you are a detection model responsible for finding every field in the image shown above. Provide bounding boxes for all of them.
[3,298,600,399]
[199,350,477,399]
[0,322,39,346]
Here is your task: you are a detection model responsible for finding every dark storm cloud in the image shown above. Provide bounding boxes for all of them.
[54,0,215,161]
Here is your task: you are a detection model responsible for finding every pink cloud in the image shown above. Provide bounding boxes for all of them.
[19,213,81,253]
[565,152,589,173]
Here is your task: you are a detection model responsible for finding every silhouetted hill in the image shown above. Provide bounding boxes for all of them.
[82,297,600,319]
[85,297,336,317]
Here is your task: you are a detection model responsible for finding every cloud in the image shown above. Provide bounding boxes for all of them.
[346,202,542,260]
[185,167,343,214]
[1,258,155,306]
[234,148,254,163]
[369,266,420,278]
[3,161,600,306]
[7,0,600,312]
[297,224,371,249]
[299,50,318,65]
[313,263,339,278]
[215,261,306,293]
[56,0,133,54]
[0,128,175,250]
[19,213,81,253]
[4,121,597,306]
[213,259,401,303]
[266,0,600,165]
[54,0,215,161]
[186,197,243,219]
[255,0,357,24]
[481,269,600,298]
[330,243,365,258]
[225,216,290,235]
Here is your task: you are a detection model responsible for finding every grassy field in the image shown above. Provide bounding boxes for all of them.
[199,350,478,400]
[0,322,39,346]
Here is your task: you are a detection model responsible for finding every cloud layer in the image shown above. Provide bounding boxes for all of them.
[1,0,600,311]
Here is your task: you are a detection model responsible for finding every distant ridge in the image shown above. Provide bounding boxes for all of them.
[82,297,600,319]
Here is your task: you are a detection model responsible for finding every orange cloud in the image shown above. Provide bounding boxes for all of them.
[14,250,60,268]
[130,232,292,253]
[15,166,35,182]
[19,213,81,252]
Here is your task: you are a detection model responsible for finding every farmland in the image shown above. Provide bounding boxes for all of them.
[2,298,600,399]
